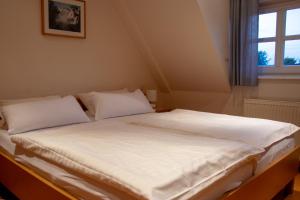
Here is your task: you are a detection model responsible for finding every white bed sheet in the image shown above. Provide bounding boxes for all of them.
[0,114,295,200]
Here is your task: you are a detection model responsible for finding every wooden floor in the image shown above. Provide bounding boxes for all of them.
[286,174,300,200]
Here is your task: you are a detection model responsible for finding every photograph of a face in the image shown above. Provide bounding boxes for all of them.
[42,0,86,38]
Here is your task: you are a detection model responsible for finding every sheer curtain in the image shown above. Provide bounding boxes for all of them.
[230,0,259,86]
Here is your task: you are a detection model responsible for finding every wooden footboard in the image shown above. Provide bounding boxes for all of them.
[0,147,299,200]
[0,150,76,200]
[222,146,300,200]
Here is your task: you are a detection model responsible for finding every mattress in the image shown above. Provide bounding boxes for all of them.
[0,114,296,200]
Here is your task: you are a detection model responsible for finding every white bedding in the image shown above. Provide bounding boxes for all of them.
[2,126,294,177]
[0,130,257,200]
[256,138,295,174]
[1,109,298,200]
[0,112,296,200]
[19,154,255,200]
[9,120,261,200]
[0,129,15,154]
[124,109,299,149]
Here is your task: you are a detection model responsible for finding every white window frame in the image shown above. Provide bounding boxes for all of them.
[258,2,300,75]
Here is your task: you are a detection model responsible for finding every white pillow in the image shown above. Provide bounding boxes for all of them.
[0,95,61,129]
[1,96,90,134]
[93,89,154,120]
[77,89,128,116]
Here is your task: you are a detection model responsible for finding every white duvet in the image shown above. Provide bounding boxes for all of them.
[11,120,262,200]
[125,109,300,149]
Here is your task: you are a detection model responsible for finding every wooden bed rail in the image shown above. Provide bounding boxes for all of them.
[222,146,300,200]
[0,150,76,200]
[1,147,299,200]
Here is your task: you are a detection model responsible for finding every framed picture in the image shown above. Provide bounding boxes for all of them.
[41,0,86,38]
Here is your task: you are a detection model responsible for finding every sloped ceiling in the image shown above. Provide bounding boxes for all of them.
[113,0,231,92]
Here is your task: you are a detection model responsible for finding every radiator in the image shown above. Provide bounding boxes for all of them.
[244,99,300,126]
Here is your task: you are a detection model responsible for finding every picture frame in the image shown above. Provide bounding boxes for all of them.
[41,0,86,39]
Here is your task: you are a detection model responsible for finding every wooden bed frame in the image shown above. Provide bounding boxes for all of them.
[0,146,299,200]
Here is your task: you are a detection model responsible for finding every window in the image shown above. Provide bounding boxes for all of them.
[258,4,300,74]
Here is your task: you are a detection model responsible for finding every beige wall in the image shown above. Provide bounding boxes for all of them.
[156,0,300,115]
[116,0,230,92]
[0,0,156,99]
[161,79,300,116]
[196,0,230,65]
[2,0,299,114]
[112,0,171,92]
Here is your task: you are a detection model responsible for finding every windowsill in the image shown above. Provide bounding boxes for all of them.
[258,74,300,80]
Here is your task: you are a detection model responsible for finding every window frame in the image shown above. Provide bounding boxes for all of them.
[258,2,300,75]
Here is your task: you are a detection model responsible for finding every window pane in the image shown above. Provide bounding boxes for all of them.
[284,40,300,66]
[258,42,276,66]
[259,12,277,38]
[286,8,300,36]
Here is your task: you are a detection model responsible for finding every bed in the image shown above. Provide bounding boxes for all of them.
[1,119,261,200]
[0,111,299,200]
